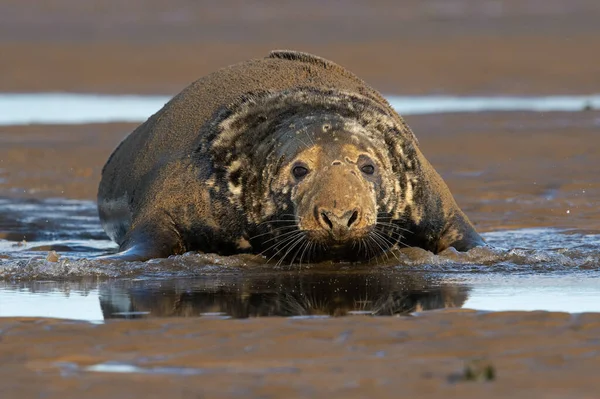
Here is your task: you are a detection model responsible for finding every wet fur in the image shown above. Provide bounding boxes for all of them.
[98,50,484,262]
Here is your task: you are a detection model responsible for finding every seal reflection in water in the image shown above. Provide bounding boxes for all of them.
[99,274,470,319]
[98,50,485,262]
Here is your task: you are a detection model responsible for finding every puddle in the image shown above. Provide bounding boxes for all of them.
[71,361,300,376]
[1,93,599,125]
[83,363,208,375]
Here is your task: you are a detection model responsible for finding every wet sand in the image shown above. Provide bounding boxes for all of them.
[3,312,600,398]
[2,0,600,397]
[1,1,600,95]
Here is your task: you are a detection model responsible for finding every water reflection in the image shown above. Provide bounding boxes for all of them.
[99,273,469,319]
[4,271,600,319]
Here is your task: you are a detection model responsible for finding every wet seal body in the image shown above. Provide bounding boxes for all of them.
[98,50,484,262]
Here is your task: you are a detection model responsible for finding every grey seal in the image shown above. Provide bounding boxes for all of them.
[98,50,484,262]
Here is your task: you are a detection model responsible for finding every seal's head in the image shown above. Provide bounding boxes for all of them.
[210,89,418,263]
[260,114,408,263]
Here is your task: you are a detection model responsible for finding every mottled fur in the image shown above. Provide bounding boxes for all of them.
[98,50,484,262]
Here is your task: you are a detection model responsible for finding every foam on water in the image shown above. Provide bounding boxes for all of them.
[2,233,599,281]
[1,93,599,125]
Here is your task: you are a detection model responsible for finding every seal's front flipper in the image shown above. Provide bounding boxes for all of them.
[96,221,185,262]
[437,212,486,253]
[96,244,163,262]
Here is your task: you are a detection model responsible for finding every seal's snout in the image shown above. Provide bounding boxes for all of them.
[316,206,361,239]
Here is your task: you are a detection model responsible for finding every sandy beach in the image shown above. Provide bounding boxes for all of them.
[2,0,600,397]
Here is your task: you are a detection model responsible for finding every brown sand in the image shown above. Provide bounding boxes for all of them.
[2,312,600,398]
[1,0,600,95]
[0,123,134,200]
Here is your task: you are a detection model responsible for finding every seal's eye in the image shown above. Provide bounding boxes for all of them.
[361,164,375,175]
[292,165,309,179]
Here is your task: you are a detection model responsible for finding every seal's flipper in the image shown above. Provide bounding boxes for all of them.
[97,220,185,262]
[437,212,485,253]
[96,244,163,262]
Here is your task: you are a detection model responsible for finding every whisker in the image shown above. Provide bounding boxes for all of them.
[372,231,401,262]
[395,239,412,249]
[298,240,312,270]
[248,225,297,241]
[267,236,300,265]
[372,229,396,246]
[272,240,297,266]
[365,237,380,265]
[362,237,370,259]
[369,233,390,261]
[260,232,303,259]
[375,222,413,234]
[276,234,306,267]
[259,228,303,246]
[260,234,299,259]
[374,226,409,249]
[288,237,308,269]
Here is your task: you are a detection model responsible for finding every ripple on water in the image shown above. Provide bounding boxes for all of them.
[2,229,600,280]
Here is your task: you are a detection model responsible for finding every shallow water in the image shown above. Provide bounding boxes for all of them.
[1,196,600,319]
[1,93,599,125]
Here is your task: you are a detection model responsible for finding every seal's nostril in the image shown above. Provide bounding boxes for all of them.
[321,212,333,230]
[347,210,359,227]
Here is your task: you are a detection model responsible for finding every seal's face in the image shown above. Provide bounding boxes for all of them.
[290,142,378,245]
[257,117,402,263]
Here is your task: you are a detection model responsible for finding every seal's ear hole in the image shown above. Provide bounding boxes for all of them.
[292,164,309,179]
[361,164,375,175]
